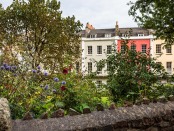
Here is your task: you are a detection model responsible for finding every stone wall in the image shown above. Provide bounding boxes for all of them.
[0,98,11,131]
[12,100,174,131]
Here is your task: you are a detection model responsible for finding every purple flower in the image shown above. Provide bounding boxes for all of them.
[44,85,49,90]
[52,89,57,93]
[44,72,48,76]
[61,81,66,85]
[5,66,11,70]
[3,63,8,67]
[13,74,17,77]
[32,69,37,73]
[0,66,5,70]
[37,66,41,70]
[54,77,59,82]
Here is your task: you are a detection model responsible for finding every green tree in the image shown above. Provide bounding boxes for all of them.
[128,0,174,45]
[0,0,82,72]
[97,40,166,102]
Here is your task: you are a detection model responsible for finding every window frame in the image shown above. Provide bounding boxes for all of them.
[107,45,112,54]
[87,46,92,55]
[156,44,161,54]
[138,34,144,36]
[166,45,172,54]
[97,46,102,55]
[166,62,172,74]
[96,80,102,88]
[131,44,136,51]
[121,45,126,53]
[142,44,147,53]
[88,62,92,73]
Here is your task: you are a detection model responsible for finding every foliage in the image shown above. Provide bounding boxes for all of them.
[0,63,111,119]
[97,39,166,102]
[128,0,174,45]
[147,83,174,100]
[0,0,82,71]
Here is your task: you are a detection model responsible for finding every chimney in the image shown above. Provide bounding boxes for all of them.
[115,21,119,36]
[85,22,95,34]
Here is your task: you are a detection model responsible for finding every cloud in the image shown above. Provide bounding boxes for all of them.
[60,0,137,29]
[1,0,138,29]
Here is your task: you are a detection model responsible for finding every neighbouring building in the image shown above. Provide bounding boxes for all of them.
[80,22,154,85]
[151,39,174,75]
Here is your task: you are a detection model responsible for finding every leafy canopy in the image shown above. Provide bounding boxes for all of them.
[0,0,82,72]
[97,39,166,102]
[128,0,174,45]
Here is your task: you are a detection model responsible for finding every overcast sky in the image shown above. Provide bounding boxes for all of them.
[0,0,138,29]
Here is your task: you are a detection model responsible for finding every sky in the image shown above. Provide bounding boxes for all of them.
[0,0,138,29]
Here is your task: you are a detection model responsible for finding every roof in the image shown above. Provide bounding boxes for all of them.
[80,27,150,38]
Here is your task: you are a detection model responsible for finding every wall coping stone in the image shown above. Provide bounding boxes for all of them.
[12,101,174,131]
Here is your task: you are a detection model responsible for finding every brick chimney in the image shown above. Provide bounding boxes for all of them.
[115,21,119,36]
[85,22,95,34]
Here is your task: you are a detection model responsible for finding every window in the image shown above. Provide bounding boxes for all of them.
[121,45,126,53]
[76,62,79,72]
[156,62,162,65]
[156,44,161,53]
[90,34,97,38]
[142,44,147,53]
[105,34,111,38]
[88,46,92,54]
[131,44,136,51]
[97,65,102,74]
[166,62,172,74]
[122,34,128,37]
[88,62,92,73]
[96,80,102,88]
[107,62,112,71]
[97,46,102,54]
[166,45,172,53]
[107,45,112,54]
[138,34,144,36]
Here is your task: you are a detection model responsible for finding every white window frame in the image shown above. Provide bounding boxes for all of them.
[107,62,111,71]
[97,66,102,74]
[131,44,136,51]
[138,34,144,36]
[166,45,172,54]
[87,46,92,55]
[90,34,97,38]
[96,80,102,88]
[142,44,147,53]
[105,34,111,38]
[166,62,172,75]
[107,45,112,54]
[88,62,92,73]
[97,46,102,55]
[156,44,161,53]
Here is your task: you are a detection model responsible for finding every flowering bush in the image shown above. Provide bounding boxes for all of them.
[0,63,111,119]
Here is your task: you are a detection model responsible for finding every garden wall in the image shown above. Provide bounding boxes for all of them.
[0,98,11,131]
[11,99,174,131]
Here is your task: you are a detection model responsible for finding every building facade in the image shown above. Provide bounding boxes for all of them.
[151,39,174,75]
[80,22,173,85]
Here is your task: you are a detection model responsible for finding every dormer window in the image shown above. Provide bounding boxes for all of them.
[122,34,128,37]
[138,34,144,36]
[105,34,111,38]
[90,34,97,38]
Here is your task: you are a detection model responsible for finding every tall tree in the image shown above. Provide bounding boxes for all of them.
[128,0,174,45]
[0,0,82,72]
